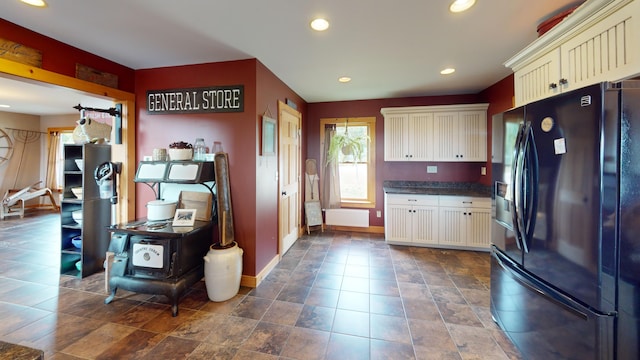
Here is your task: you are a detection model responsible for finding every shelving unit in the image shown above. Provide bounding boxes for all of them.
[60,144,111,277]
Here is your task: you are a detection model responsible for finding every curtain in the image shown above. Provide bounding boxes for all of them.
[46,131,62,191]
[322,126,341,209]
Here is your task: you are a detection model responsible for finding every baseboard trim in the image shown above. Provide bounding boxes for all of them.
[324,225,384,234]
[240,253,279,288]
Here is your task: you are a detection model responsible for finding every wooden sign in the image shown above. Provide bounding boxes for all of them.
[75,64,118,88]
[147,85,244,114]
[0,38,42,67]
[305,201,322,226]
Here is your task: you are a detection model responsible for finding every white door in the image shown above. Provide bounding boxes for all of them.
[278,101,301,255]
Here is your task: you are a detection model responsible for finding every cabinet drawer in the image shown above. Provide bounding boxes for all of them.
[385,194,438,206]
[439,196,490,208]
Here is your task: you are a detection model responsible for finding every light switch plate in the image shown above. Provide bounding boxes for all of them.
[427,166,438,173]
[481,166,487,175]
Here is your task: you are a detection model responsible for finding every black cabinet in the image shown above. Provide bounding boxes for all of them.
[60,144,111,277]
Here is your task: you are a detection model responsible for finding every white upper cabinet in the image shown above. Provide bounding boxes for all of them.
[381,104,488,162]
[507,0,640,106]
[383,112,435,161]
[433,110,488,161]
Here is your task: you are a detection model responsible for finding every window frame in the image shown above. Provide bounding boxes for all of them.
[320,117,376,209]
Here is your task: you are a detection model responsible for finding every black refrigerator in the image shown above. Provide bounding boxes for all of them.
[491,81,640,360]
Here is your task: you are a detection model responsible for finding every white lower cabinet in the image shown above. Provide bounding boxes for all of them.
[385,194,439,245]
[438,196,491,249]
[385,193,490,250]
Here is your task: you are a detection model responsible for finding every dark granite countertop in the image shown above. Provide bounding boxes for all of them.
[383,180,491,197]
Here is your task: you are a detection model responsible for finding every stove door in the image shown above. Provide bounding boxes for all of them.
[129,236,173,278]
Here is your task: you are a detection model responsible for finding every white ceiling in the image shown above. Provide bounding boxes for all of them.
[0,0,583,115]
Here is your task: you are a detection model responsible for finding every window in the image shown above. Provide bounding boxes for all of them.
[47,128,74,191]
[320,117,376,208]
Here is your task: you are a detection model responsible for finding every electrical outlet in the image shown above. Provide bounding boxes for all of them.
[427,165,438,173]
[481,166,487,175]
[376,210,381,218]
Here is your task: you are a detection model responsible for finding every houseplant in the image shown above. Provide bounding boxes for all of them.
[326,124,369,165]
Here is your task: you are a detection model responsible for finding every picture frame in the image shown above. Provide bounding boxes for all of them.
[261,115,277,156]
[172,208,197,226]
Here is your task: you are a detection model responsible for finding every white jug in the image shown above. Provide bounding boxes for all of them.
[203,242,243,302]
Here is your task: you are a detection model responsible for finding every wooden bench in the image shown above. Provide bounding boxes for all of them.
[1,182,59,220]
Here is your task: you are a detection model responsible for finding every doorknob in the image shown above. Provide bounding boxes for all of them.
[282,191,287,196]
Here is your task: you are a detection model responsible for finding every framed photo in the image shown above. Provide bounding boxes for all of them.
[172,208,197,226]
[261,116,277,156]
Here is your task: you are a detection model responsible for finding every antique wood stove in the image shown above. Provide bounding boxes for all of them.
[104,160,216,316]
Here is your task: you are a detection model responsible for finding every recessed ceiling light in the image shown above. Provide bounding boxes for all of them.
[449,0,475,13]
[310,18,329,31]
[20,0,47,7]
[338,76,351,83]
[440,68,456,75]
[0,104,11,108]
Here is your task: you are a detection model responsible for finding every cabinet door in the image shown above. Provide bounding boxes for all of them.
[560,0,638,93]
[458,110,487,161]
[433,112,460,161]
[384,113,409,161]
[438,207,466,247]
[412,205,439,245]
[385,203,412,242]
[408,113,435,161]
[466,207,491,249]
[513,49,561,106]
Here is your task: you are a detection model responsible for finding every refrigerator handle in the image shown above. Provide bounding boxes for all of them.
[511,124,526,251]
[522,124,539,252]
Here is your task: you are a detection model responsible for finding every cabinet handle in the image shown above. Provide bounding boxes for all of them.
[408,199,417,202]
[462,201,473,204]
[559,78,568,85]
[549,82,558,89]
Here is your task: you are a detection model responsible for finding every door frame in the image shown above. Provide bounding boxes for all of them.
[0,58,136,223]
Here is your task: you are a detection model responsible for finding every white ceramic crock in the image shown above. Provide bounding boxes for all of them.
[146,200,177,220]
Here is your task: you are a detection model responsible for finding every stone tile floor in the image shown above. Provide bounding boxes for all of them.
[0,211,521,359]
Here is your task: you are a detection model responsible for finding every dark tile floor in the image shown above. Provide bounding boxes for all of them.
[0,210,521,359]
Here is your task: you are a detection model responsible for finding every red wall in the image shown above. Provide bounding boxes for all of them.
[255,61,306,273]
[0,19,135,92]
[135,59,306,276]
[478,74,515,185]
[135,59,260,274]
[307,94,488,227]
